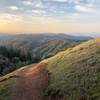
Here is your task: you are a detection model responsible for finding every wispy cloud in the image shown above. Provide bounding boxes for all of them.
[75,5,95,13]
[0,0,99,23]
[0,13,24,22]
[23,1,33,6]
[32,9,46,15]
[0,0,98,16]
[52,0,68,2]
[8,6,19,10]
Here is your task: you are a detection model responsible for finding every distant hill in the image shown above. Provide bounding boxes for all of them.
[0,33,91,59]
[0,33,92,41]
[0,38,99,100]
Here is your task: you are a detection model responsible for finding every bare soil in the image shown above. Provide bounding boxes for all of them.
[11,63,49,100]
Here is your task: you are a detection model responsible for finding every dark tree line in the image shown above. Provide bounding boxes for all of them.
[0,46,32,75]
[0,46,31,61]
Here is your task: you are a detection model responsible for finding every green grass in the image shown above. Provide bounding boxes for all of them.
[0,65,17,100]
[43,38,100,100]
[0,79,14,100]
[0,63,36,100]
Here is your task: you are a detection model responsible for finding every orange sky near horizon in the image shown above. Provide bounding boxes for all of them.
[0,17,100,33]
[0,0,100,34]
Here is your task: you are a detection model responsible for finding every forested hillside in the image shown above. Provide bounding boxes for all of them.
[0,46,31,75]
[0,34,90,75]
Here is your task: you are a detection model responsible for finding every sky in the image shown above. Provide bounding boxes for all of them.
[0,0,100,34]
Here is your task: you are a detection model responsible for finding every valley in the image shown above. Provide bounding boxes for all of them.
[0,34,88,76]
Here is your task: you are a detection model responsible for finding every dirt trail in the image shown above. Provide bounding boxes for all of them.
[11,63,49,100]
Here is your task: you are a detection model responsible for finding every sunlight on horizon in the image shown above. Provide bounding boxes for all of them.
[0,0,100,33]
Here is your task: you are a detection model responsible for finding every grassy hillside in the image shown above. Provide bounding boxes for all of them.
[0,38,99,100]
[43,38,100,100]
[0,78,15,100]
[0,64,35,100]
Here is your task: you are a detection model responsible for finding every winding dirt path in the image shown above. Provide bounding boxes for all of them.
[11,63,49,100]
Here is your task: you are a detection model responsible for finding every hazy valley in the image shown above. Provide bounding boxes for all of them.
[0,33,90,75]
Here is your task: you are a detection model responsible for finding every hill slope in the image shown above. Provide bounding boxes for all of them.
[11,63,48,100]
[0,38,99,100]
[0,63,49,100]
[43,38,100,100]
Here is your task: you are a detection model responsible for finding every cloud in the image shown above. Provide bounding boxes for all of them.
[0,13,24,22]
[52,0,68,2]
[8,6,19,10]
[0,0,99,18]
[22,0,45,9]
[35,1,44,8]
[32,9,45,14]
[23,1,33,6]
[75,5,95,13]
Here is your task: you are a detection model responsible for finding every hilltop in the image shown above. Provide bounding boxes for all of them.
[0,38,100,100]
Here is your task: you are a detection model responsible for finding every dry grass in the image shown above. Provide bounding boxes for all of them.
[43,38,100,100]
